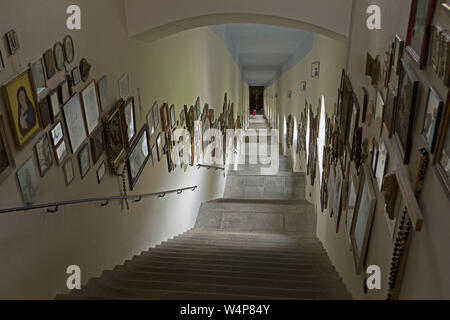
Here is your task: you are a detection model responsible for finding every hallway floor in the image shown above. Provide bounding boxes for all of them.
[57,115,351,300]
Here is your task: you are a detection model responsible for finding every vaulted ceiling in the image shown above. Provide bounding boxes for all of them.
[210,24,315,87]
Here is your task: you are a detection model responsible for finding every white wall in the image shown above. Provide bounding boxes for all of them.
[0,0,247,299]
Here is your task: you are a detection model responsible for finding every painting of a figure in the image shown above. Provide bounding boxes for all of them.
[2,69,40,149]
[17,158,40,206]
[422,87,443,153]
[35,134,53,177]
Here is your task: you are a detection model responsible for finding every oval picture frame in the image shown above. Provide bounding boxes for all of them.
[53,41,65,71]
[63,35,74,64]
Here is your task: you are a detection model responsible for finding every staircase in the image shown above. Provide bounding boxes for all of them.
[56,115,351,300]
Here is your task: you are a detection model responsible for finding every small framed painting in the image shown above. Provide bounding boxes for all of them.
[152,101,159,129]
[63,158,74,186]
[350,164,377,274]
[5,29,19,55]
[433,92,450,196]
[147,108,155,137]
[395,59,419,164]
[127,126,150,190]
[160,103,170,132]
[392,35,404,75]
[80,80,101,135]
[78,143,91,179]
[63,35,75,63]
[405,0,437,69]
[2,69,40,149]
[156,133,163,161]
[375,90,385,136]
[150,144,157,167]
[0,115,15,183]
[50,121,64,147]
[383,84,397,138]
[43,49,56,80]
[347,95,359,157]
[196,97,201,120]
[47,90,60,122]
[30,57,47,96]
[118,73,130,99]
[34,133,53,177]
[422,87,444,153]
[300,81,307,92]
[54,140,68,165]
[345,164,358,247]
[311,61,320,78]
[375,140,389,191]
[53,41,65,71]
[90,124,105,165]
[96,161,106,184]
[38,98,51,129]
[62,93,88,154]
[429,25,443,74]
[104,105,126,174]
[121,97,136,149]
[97,76,109,111]
[72,67,81,86]
[58,80,70,105]
[169,104,176,128]
[0,49,4,72]
[17,158,40,205]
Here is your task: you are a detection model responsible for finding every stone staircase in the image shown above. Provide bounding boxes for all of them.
[56,115,351,300]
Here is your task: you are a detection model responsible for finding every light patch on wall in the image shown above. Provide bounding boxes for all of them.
[318,96,326,184]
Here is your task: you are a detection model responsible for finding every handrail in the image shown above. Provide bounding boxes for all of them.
[196,164,225,171]
[0,185,198,215]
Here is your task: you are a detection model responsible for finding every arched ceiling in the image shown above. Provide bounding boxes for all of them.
[210,24,314,87]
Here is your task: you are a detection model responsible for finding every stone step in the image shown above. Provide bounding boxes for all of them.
[108,266,345,289]
[90,274,350,300]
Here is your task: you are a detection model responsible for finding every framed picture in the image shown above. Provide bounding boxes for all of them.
[62,158,74,186]
[97,76,109,111]
[72,67,81,86]
[150,144,156,167]
[118,73,130,99]
[196,97,201,120]
[147,108,155,137]
[160,103,170,132]
[438,30,450,86]
[156,133,163,161]
[350,164,377,274]
[152,101,159,129]
[47,90,60,123]
[345,165,358,247]
[0,49,4,72]
[333,161,344,232]
[375,90,384,124]
[327,166,336,216]
[375,140,389,191]
[58,80,70,105]
[395,59,419,164]
[392,35,404,75]
[30,57,47,96]
[121,97,136,149]
[79,58,91,82]
[300,81,307,92]
[78,143,91,179]
[361,87,369,124]
[5,29,19,55]
[50,121,64,147]
[287,90,292,99]
[17,158,40,205]
[0,115,15,183]
[63,35,75,63]
[96,161,106,184]
[62,93,88,154]
[429,25,443,74]
[311,61,320,78]
[406,0,437,69]
[54,140,68,165]
[54,42,65,71]
[383,84,397,138]
[34,133,53,177]
[104,105,126,174]
[422,87,444,153]
[90,125,105,165]
[127,126,150,190]
[38,98,51,129]
[80,80,101,135]
[2,69,40,149]
[347,95,359,155]
[433,92,450,195]
[169,104,176,128]
[371,141,379,176]
[43,49,56,80]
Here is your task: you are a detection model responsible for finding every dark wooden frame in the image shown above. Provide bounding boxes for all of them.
[433,91,450,197]
[34,132,53,177]
[395,59,419,164]
[405,0,437,69]
[104,103,126,174]
[90,124,105,165]
[126,125,150,190]
[53,41,65,71]
[77,143,91,179]
[421,86,444,153]
[383,83,397,138]
[392,35,404,75]
[63,35,75,64]
[62,157,74,186]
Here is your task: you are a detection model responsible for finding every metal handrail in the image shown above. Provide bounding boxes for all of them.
[196,164,225,171]
[0,185,198,215]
